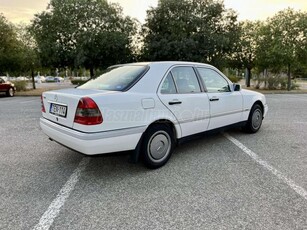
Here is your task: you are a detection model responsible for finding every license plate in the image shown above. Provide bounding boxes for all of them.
[50,103,67,117]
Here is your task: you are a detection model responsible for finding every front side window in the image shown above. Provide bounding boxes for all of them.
[197,68,230,93]
[78,65,148,91]
[171,67,201,94]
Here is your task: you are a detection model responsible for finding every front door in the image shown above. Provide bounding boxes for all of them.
[196,67,243,130]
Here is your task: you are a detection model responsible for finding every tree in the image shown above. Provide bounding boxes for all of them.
[229,21,262,87]
[31,0,137,78]
[141,0,240,68]
[256,9,307,90]
[0,14,23,75]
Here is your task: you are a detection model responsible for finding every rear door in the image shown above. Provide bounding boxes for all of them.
[158,66,210,137]
[196,67,243,130]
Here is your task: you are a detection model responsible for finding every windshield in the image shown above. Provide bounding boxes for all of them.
[78,65,148,91]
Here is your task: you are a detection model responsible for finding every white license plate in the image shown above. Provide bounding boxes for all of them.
[50,103,67,117]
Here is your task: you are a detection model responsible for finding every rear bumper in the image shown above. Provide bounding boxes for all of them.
[40,118,145,155]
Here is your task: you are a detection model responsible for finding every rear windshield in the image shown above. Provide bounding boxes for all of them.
[78,65,148,91]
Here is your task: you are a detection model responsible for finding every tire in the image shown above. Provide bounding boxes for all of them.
[141,124,175,169]
[6,88,14,97]
[243,104,263,133]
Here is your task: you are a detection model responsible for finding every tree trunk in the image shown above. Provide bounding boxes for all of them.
[31,69,36,90]
[90,66,94,79]
[287,63,291,91]
[246,68,251,87]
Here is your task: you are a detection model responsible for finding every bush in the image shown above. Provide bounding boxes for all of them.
[227,75,240,83]
[12,81,27,91]
[71,79,88,85]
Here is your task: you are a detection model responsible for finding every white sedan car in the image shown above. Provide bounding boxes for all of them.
[40,61,268,168]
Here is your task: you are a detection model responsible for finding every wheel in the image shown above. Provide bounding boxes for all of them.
[6,88,14,97]
[243,104,263,133]
[141,124,175,169]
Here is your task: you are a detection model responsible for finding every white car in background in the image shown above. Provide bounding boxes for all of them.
[40,61,268,168]
[35,76,46,83]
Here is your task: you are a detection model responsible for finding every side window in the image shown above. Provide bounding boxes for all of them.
[171,67,201,94]
[197,68,230,93]
[161,73,177,94]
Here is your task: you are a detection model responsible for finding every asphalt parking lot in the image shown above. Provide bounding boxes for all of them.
[0,94,307,230]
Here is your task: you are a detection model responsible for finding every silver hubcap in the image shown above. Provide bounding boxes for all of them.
[147,131,171,163]
[252,109,262,130]
[9,88,13,96]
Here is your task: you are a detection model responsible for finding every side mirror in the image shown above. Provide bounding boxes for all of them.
[233,84,241,91]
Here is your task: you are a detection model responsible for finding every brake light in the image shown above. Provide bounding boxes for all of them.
[74,97,103,125]
[41,95,46,113]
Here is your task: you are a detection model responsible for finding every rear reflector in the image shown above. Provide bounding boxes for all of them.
[74,97,103,125]
[41,95,46,113]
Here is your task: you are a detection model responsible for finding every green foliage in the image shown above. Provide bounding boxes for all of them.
[142,0,240,67]
[0,14,23,74]
[71,79,87,85]
[12,81,27,91]
[31,0,137,77]
[227,75,240,83]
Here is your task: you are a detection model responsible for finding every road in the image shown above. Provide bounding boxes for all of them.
[0,95,306,229]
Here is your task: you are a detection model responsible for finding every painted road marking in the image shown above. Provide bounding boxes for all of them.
[20,99,38,104]
[224,133,307,200]
[33,157,90,230]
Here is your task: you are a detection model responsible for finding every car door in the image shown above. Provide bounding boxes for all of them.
[0,78,6,92]
[158,66,210,137]
[196,67,243,130]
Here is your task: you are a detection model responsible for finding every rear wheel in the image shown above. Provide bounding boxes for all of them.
[243,104,263,133]
[6,88,14,97]
[141,124,175,169]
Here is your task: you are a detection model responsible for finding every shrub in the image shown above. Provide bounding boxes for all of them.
[227,75,240,83]
[71,79,88,85]
[12,81,27,91]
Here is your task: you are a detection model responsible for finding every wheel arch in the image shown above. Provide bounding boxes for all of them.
[253,100,264,117]
[146,119,179,140]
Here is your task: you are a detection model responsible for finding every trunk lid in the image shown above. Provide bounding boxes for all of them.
[42,88,117,128]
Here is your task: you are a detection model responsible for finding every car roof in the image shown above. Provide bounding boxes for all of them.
[109,61,213,69]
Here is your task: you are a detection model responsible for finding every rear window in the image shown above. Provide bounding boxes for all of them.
[78,65,148,91]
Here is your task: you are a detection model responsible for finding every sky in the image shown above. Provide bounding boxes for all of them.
[1,0,307,24]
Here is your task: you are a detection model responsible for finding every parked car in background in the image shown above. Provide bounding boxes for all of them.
[35,76,46,83]
[16,76,29,81]
[40,61,268,168]
[45,76,55,82]
[54,77,64,82]
[0,77,16,97]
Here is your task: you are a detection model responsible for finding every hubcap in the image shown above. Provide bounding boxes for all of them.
[252,109,262,130]
[148,131,171,163]
[9,88,13,96]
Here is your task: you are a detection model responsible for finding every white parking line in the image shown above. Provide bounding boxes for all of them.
[224,133,307,200]
[33,157,90,230]
[20,99,38,104]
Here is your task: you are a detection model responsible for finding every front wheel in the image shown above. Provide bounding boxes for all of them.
[6,88,14,97]
[141,124,175,169]
[243,104,263,133]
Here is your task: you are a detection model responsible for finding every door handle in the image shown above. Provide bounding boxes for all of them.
[169,100,182,105]
[209,97,219,102]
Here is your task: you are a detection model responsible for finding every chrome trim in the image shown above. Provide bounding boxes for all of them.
[40,118,146,140]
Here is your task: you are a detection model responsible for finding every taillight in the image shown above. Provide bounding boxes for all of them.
[74,97,103,125]
[41,95,46,113]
